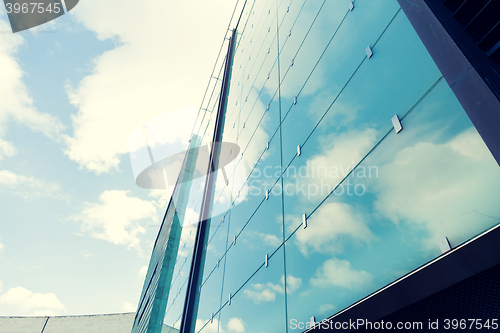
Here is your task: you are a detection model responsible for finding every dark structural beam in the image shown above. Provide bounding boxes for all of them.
[179,28,237,333]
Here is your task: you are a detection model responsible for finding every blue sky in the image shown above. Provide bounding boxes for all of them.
[0,0,236,316]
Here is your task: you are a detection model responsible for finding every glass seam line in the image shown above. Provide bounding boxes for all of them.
[201,83,222,136]
[232,0,291,91]
[215,7,340,212]
[237,0,300,100]
[293,7,350,102]
[208,148,299,278]
[200,196,266,287]
[215,184,233,333]
[169,203,233,294]
[275,0,290,331]
[223,0,296,137]
[308,75,444,219]
[226,0,311,141]
[224,0,309,136]
[235,0,257,44]
[240,0,305,128]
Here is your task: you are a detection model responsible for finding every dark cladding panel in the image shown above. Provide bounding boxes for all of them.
[397,0,500,166]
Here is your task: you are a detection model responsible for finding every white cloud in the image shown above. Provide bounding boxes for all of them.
[70,190,157,251]
[196,318,222,333]
[123,302,136,312]
[260,233,281,247]
[0,18,65,141]
[290,128,378,202]
[0,170,70,201]
[244,275,302,304]
[246,231,281,248]
[373,128,500,251]
[243,286,275,304]
[310,258,372,289]
[64,0,237,174]
[0,281,3,293]
[292,202,375,256]
[318,304,335,314]
[227,318,245,333]
[0,286,66,316]
[138,265,148,281]
[285,275,302,294]
[0,139,16,160]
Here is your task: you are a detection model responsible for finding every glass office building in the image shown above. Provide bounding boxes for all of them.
[132,0,500,332]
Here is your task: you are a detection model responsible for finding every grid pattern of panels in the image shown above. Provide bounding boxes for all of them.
[162,0,500,333]
[190,0,500,332]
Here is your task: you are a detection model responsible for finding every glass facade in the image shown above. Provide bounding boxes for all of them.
[138,1,500,333]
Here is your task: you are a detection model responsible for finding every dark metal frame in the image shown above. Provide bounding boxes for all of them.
[179,28,237,333]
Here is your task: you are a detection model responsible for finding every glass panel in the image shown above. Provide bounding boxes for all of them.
[221,179,284,300]
[163,223,197,329]
[196,214,226,333]
[279,0,410,165]
[285,77,500,330]
[160,1,500,332]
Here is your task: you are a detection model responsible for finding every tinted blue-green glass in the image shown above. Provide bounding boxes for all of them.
[163,0,500,332]
[284,77,500,331]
